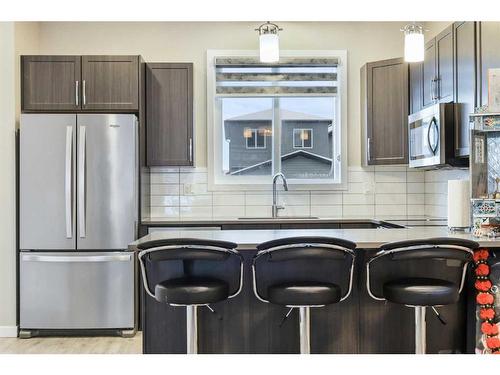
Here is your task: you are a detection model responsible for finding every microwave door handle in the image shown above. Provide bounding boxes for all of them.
[431,118,439,154]
[427,118,438,155]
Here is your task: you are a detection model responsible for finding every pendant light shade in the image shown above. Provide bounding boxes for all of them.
[402,24,424,63]
[256,22,282,63]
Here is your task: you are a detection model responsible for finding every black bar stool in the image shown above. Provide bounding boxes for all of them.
[366,237,478,354]
[252,236,356,354]
[137,238,243,354]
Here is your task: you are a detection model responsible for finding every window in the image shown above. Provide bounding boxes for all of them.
[208,50,347,188]
[293,129,313,148]
[245,128,267,149]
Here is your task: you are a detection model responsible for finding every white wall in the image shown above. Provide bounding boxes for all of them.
[0,22,17,336]
[36,21,413,167]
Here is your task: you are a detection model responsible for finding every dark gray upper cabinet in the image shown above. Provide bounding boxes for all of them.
[22,55,81,111]
[21,55,140,113]
[409,62,423,114]
[477,22,500,107]
[454,21,476,158]
[361,58,409,165]
[81,55,139,111]
[146,63,193,166]
[422,38,437,108]
[436,25,454,102]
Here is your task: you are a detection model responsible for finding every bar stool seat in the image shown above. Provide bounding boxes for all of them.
[155,277,230,305]
[267,281,341,306]
[383,277,459,306]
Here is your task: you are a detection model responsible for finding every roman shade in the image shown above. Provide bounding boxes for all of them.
[215,57,339,96]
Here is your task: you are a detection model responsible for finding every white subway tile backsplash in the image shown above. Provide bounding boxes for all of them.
[150,173,179,184]
[180,194,213,207]
[213,193,245,206]
[180,206,213,219]
[311,192,342,205]
[375,194,406,205]
[374,171,406,183]
[151,195,180,206]
[146,166,459,221]
[375,182,406,194]
[151,184,180,196]
[213,205,245,218]
[311,205,343,218]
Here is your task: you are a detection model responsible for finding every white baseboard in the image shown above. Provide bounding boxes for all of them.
[0,326,18,337]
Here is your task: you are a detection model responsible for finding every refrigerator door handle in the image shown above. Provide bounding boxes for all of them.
[21,254,132,263]
[78,125,86,238]
[65,126,73,239]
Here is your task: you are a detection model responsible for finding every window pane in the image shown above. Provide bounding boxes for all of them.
[221,98,273,176]
[279,98,335,179]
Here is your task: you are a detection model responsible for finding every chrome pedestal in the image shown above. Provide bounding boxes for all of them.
[186,305,198,354]
[414,306,426,354]
[299,307,311,354]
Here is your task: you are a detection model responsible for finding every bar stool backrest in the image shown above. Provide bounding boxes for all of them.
[137,238,242,301]
[366,237,478,301]
[253,236,357,303]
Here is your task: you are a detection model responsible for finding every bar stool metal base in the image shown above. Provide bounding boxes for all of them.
[414,306,426,354]
[186,305,198,354]
[299,307,311,354]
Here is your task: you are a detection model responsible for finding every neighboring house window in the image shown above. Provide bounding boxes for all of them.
[245,128,266,149]
[207,50,347,188]
[293,129,313,149]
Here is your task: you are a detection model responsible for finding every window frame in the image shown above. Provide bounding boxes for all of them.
[207,49,348,191]
[245,128,267,149]
[293,128,313,149]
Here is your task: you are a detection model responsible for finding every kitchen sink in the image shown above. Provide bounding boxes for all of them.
[238,216,319,220]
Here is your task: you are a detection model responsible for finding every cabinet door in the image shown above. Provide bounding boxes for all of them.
[146,63,193,166]
[81,55,139,111]
[22,56,81,111]
[365,58,409,165]
[409,62,423,114]
[436,25,454,102]
[477,22,500,107]
[454,21,476,158]
[422,39,437,107]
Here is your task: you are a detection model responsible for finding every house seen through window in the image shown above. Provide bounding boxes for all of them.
[211,54,343,185]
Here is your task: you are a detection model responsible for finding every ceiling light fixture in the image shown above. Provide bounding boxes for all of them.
[402,23,424,63]
[255,21,282,63]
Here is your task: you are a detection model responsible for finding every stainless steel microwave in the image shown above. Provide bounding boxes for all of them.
[408,103,468,169]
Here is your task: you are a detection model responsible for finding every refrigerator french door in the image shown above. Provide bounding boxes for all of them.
[19,114,137,334]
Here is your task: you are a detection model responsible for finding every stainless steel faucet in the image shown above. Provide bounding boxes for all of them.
[272,172,288,218]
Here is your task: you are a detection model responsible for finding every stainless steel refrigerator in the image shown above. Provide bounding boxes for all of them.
[19,113,137,337]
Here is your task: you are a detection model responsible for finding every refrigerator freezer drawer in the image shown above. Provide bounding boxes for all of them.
[20,251,135,330]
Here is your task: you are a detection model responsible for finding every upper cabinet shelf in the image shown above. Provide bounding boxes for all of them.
[22,55,141,112]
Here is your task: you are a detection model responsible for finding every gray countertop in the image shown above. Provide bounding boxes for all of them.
[129,226,500,250]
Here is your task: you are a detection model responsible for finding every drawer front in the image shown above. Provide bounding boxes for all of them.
[20,252,134,330]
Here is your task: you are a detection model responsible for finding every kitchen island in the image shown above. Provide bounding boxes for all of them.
[130,225,498,354]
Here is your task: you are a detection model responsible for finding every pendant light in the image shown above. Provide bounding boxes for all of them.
[255,21,282,63]
[402,23,424,62]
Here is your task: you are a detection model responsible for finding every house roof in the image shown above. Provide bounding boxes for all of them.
[229,149,332,175]
[225,109,330,122]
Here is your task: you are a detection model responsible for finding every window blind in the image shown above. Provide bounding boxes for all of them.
[215,57,338,96]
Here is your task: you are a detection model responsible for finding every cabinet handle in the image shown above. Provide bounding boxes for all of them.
[189,138,193,163]
[430,79,435,101]
[367,137,371,161]
[82,80,86,106]
[435,77,440,101]
[75,81,79,106]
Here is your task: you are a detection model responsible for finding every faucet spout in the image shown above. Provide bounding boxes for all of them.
[272,173,288,218]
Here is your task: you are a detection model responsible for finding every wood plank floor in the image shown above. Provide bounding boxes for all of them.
[0,333,142,354]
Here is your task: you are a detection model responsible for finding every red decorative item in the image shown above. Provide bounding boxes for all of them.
[481,322,499,336]
[476,263,490,276]
[475,280,492,292]
[474,249,490,262]
[486,337,500,349]
[477,292,495,305]
[473,248,498,354]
